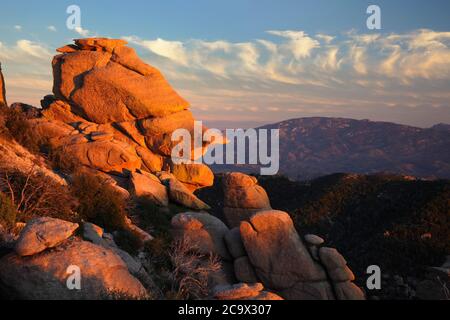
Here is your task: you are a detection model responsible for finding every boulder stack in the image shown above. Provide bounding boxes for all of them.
[170,173,366,300]
[0,218,147,299]
[222,173,272,228]
[18,38,212,209]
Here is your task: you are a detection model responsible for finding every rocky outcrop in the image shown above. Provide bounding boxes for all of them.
[0,238,147,300]
[53,39,188,124]
[237,209,365,300]
[240,210,333,300]
[129,171,169,207]
[222,173,271,228]
[171,212,230,260]
[167,171,366,300]
[0,63,6,107]
[0,136,66,186]
[8,38,212,211]
[14,217,79,256]
[213,283,283,300]
[158,172,210,210]
[319,247,365,300]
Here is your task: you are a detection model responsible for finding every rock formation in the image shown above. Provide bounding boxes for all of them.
[213,283,283,300]
[222,173,272,228]
[0,63,6,108]
[172,176,366,300]
[0,221,147,300]
[14,217,79,256]
[0,38,368,301]
[16,38,212,209]
[171,212,231,260]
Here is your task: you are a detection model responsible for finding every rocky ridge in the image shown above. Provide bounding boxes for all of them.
[0,38,365,300]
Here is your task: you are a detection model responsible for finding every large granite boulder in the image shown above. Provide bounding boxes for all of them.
[129,171,169,207]
[158,172,211,210]
[15,217,79,257]
[19,38,213,211]
[171,163,214,191]
[319,247,365,300]
[213,283,283,300]
[240,210,328,299]
[171,212,230,260]
[222,173,271,227]
[53,39,189,124]
[0,239,147,300]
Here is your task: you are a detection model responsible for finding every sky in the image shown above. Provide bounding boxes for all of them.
[0,0,450,128]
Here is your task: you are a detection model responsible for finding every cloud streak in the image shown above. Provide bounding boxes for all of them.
[0,29,449,127]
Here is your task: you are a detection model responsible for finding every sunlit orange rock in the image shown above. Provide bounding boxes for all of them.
[0,239,147,299]
[222,173,271,227]
[0,63,7,107]
[52,39,189,124]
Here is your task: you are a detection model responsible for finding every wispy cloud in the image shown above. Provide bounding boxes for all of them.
[74,26,90,37]
[126,29,450,85]
[1,29,449,127]
[47,25,57,32]
[124,29,450,126]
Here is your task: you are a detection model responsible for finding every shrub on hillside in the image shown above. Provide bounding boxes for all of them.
[0,192,17,229]
[0,166,78,223]
[1,107,46,154]
[71,170,128,231]
[168,238,221,300]
[48,146,82,175]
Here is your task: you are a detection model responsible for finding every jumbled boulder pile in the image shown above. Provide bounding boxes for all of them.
[171,172,366,300]
[0,217,147,299]
[19,38,213,210]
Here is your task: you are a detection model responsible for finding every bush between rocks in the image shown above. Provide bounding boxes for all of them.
[0,192,16,229]
[70,170,128,230]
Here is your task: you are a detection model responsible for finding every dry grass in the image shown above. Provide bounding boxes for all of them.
[169,237,222,300]
[0,165,78,223]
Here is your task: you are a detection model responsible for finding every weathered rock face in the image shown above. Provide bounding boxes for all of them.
[129,171,169,207]
[318,247,365,300]
[240,211,328,294]
[158,172,211,210]
[0,63,7,107]
[53,39,189,124]
[171,212,230,260]
[171,163,214,191]
[237,210,365,300]
[14,217,79,257]
[222,173,271,227]
[213,283,283,300]
[0,239,147,300]
[10,37,212,211]
[224,227,246,259]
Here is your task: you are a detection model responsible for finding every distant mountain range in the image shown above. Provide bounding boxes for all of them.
[212,117,450,180]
